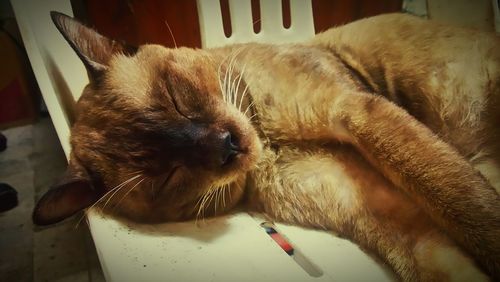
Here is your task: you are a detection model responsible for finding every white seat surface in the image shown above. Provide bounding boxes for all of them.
[88,210,392,281]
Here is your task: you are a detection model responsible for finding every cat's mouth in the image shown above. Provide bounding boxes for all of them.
[222,149,248,170]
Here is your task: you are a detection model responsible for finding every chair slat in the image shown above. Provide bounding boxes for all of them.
[196,0,315,48]
[228,0,255,41]
[260,0,284,34]
[197,0,228,48]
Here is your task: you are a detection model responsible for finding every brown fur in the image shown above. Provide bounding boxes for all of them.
[35,12,499,281]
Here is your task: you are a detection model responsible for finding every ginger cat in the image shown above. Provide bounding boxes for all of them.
[34,12,499,281]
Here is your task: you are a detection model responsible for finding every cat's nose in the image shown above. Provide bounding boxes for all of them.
[219,131,240,166]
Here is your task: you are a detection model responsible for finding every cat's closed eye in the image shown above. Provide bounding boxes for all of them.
[165,85,191,120]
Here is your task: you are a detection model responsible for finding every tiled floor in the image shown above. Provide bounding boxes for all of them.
[0,118,104,282]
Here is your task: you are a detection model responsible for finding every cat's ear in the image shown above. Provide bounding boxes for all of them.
[50,11,137,82]
[32,158,101,226]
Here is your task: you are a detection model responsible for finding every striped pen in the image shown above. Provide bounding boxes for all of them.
[260,221,323,277]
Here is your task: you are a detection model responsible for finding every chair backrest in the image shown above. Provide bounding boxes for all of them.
[11,0,87,158]
[197,0,315,48]
[494,0,500,32]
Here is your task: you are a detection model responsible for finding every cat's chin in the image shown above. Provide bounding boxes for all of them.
[222,150,251,170]
[108,171,249,224]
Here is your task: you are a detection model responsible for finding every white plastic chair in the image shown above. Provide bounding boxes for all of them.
[11,0,87,158]
[197,0,314,47]
[11,0,392,281]
[493,0,500,32]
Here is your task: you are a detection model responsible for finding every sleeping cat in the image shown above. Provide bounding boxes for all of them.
[34,12,500,281]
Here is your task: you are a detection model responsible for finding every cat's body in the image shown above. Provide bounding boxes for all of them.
[35,13,499,281]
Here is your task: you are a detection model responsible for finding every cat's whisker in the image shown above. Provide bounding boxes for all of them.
[222,184,228,208]
[226,61,232,104]
[195,193,207,223]
[74,206,97,230]
[196,188,214,222]
[194,198,204,218]
[74,174,142,228]
[217,64,225,102]
[74,210,88,229]
[248,113,258,121]
[197,198,207,223]
[243,100,256,117]
[217,53,232,102]
[92,174,141,210]
[231,66,243,107]
[220,185,225,208]
[204,188,217,220]
[195,188,209,208]
[217,49,236,102]
[222,72,228,102]
[224,51,238,104]
[99,180,137,211]
[223,60,231,102]
[220,185,225,209]
[234,64,247,108]
[219,47,246,106]
[226,56,236,105]
[218,186,224,211]
[237,68,249,110]
[215,188,221,213]
[164,20,177,48]
[194,193,204,212]
[226,48,245,106]
[214,187,220,215]
[74,209,94,230]
[219,55,231,102]
[112,177,146,211]
[230,73,239,107]
[230,67,243,107]
[99,174,143,212]
[237,83,249,111]
[206,188,217,216]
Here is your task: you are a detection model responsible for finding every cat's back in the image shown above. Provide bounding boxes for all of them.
[311,13,500,157]
[312,13,499,65]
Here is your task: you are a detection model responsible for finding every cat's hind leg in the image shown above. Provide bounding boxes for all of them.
[327,92,500,278]
[248,145,487,281]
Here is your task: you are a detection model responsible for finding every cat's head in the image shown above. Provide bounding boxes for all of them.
[33,12,262,225]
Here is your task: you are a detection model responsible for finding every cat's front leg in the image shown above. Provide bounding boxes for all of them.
[330,92,500,278]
